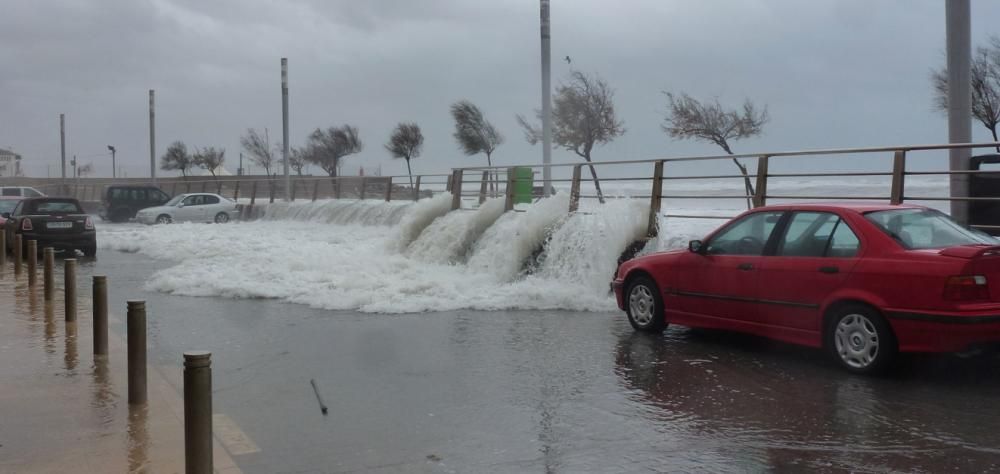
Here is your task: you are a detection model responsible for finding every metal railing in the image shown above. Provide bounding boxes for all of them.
[448,142,1000,239]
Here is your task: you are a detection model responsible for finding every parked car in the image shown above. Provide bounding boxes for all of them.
[0,198,20,226]
[3,197,96,257]
[0,186,45,198]
[134,193,238,225]
[99,185,171,222]
[612,203,1000,374]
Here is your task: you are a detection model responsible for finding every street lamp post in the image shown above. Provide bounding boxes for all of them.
[107,145,116,179]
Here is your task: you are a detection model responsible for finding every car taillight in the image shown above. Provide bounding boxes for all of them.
[85,217,94,230]
[943,275,990,301]
[21,218,32,231]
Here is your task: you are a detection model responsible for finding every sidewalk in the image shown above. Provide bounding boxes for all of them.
[0,264,241,473]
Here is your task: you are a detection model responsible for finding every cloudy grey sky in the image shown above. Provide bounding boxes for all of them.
[2,0,999,179]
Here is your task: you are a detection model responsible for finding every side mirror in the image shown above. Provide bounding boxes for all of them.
[688,240,703,253]
[177,203,185,208]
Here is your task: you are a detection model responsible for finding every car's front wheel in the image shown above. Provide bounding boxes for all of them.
[826,304,897,375]
[214,212,230,224]
[156,214,172,225]
[625,275,667,333]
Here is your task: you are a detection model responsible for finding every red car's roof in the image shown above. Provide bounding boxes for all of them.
[756,202,926,214]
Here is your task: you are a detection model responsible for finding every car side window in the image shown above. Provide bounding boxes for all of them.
[154,190,169,201]
[2,188,19,197]
[204,195,220,205]
[705,211,783,256]
[183,195,203,206]
[776,212,860,258]
[24,189,42,197]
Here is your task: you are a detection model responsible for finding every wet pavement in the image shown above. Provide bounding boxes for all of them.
[7,250,1000,472]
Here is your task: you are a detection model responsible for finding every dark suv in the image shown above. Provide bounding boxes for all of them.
[100,185,171,223]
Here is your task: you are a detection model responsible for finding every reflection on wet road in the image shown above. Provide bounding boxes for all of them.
[81,251,1000,472]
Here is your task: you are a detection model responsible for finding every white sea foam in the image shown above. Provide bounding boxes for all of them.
[405,198,507,264]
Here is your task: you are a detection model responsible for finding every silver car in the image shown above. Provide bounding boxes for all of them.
[135,193,239,224]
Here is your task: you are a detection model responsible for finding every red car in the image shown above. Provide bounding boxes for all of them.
[612,203,1000,374]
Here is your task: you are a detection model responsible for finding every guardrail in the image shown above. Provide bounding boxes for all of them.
[448,142,1000,239]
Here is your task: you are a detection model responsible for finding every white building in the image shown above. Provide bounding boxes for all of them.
[0,149,21,177]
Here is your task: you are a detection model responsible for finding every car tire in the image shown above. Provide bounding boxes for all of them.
[82,244,97,258]
[826,304,897,375]
[214,212,230,224]
[625,275,667,333]
[156,214,172,225]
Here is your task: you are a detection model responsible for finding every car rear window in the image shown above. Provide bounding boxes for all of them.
[0,200,19,213]
[865,208,997,249]
[26,200,84,214]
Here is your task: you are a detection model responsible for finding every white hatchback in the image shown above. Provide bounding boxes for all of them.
[135,193,239,224]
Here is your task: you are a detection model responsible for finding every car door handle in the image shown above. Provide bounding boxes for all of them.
[737,263,754,271]
[819,266,839,274]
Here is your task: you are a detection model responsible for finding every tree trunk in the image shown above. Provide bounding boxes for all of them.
[584,155,606,204]
[406,158,413,189]
[728,155,755,210]
[485,153,495,195]
[992,126,999,153]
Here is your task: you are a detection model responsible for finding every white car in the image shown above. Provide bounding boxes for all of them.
[135,193,239,225]
[0,186,45,198]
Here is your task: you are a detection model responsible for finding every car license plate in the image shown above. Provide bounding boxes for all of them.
[47,221,72,229]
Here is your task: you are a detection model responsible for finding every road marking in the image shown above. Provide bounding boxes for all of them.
[213,413,261,456]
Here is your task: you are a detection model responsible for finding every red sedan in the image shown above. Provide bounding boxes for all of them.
[612,203,1000,374]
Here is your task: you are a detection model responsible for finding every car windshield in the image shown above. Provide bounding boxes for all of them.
[0,200,19,214]
[164,195,185,206]
[865,208,998,249]
[26,199,83,214]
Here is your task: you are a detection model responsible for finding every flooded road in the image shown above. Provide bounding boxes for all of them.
[82,250,1000,473]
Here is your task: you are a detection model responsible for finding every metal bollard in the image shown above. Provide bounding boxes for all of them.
[127,301,147,404]
[64,259,77,322]
[0,229,5,267]
[93,276,108,356]
[43,248,54,300]
[13,234,21,275]
[184,351,213,474]
[26,240,37,287]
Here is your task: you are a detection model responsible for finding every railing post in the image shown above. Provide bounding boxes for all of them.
[647,161,664,238]
[268,179,275,203]
[312,180,320,202]
[569,164,583,213]
[216,180,222,195]
[479,171,489,204]
[185,181,192,193]
[43,247,54,300]
[171,182,178,196]
[64,259,77,322]
[384,177,393,202]
[446,174,453,193]
[184,351,213,474]
[233,180,241,201]
[127,300,147,405]
[290,179,297,201]
[890,150,906,205]
[360,177,368,199]
[93,276,108,356]
[753,155,769,208]
[504,167,517,212]
[413,175,422,201]
[26,240,37,287]
[450,170,463,210]
[334,178,342,199]
[13,234,22,275]
[200,181,207,193]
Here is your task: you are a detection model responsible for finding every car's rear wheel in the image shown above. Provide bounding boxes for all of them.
[826,304,897,375]
[82,243,97,258]
[626,275,666,333]
[156,214,172,225]
[214,212,230,224]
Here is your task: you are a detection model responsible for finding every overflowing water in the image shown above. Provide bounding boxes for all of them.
[97,176,953,314]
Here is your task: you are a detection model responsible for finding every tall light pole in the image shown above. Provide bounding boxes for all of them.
[947,0,972,224]
[107,145,116,178]
[281,58,291,201]
[60,114,66,180]
[540,0,553,197]
[149,90,157,185]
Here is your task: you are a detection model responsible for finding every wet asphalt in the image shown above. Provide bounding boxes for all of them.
[79,250,1000,473]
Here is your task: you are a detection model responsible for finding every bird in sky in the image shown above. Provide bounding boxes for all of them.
[564,55,571,64]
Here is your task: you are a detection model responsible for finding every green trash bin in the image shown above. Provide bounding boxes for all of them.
[512,167,534,204]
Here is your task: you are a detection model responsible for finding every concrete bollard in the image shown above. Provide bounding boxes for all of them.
[43,247,54,300]
[26,240,37,287]
[93,276,108,356]
[13,234,21,275]
[184,351,213,474]
[64,259,77,322]
[127,301,147,405]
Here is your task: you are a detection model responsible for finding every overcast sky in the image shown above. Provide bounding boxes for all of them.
[2,0,1000,179]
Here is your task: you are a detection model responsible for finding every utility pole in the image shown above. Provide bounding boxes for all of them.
[947,0,972,224]
[60,114,66,179]
[239,152,244,176]
[149,90,157,185]
[540,0,553,197]
[281,58,290,201]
